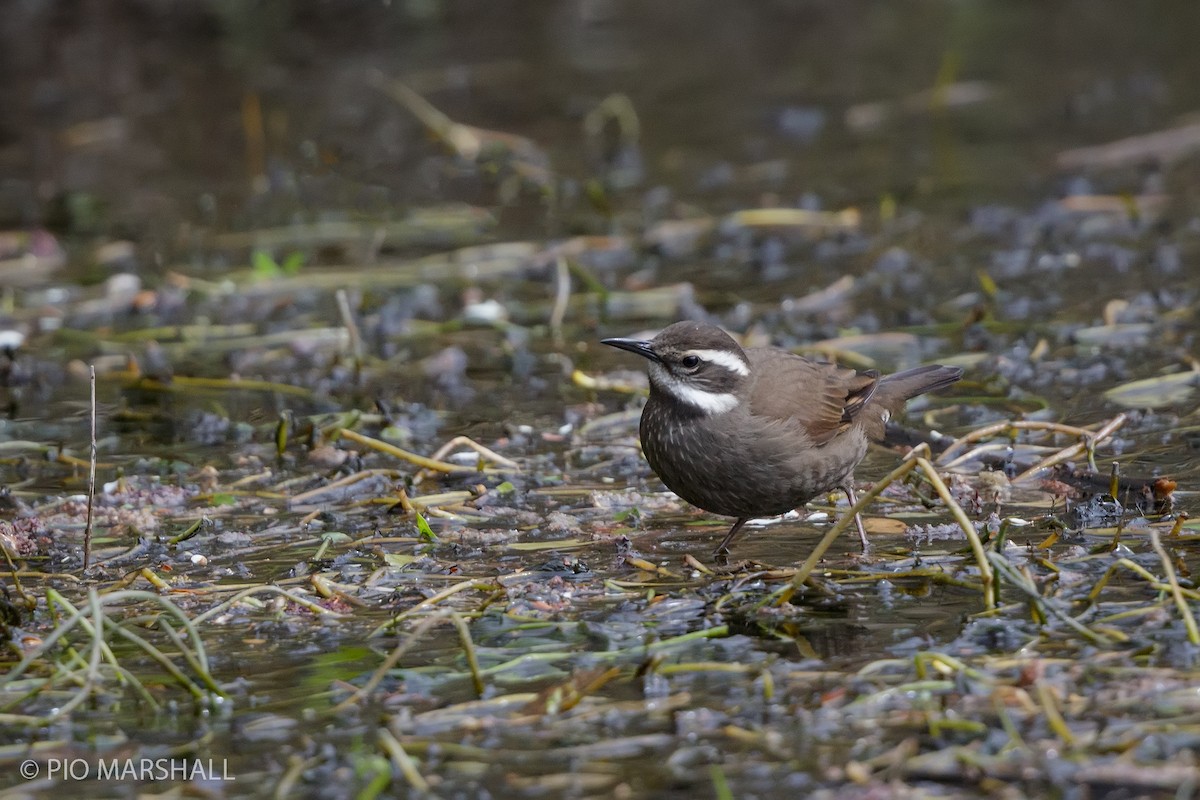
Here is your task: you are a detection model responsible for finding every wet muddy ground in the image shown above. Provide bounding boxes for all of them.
[2,3,1200,798]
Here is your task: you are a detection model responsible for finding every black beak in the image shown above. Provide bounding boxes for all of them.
[601,337,662,363]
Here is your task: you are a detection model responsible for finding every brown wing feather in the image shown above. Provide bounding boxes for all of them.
[746,350,881,446]
[841,369,879,424]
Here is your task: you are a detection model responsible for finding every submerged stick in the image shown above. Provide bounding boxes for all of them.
[105,371,316,398]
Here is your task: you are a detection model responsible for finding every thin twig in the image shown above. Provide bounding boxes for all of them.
[0,545,32,609]
[549,254,570,346]
[938,441,1052,471]
[1087,557,1200,604]
[83,364,97,570]
[778,447,994,610]
[190,584,349,625]
[335,288,363,364]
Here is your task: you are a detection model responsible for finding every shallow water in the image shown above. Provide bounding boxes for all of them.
[3,3,1200,798]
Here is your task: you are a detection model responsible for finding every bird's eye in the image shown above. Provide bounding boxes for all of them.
[681,355,701,369]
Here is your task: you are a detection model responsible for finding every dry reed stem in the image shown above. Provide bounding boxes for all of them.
[378,728,432,794]
[550,254,570,346]
[779,446,994,609]
[335,288,363,363]
[288,468,406,505]
[914,456,995,605]
[1034,681,1075,747]
[425,435,520,469]
[339,428,512,476]
[1010,413,1127,483]
[936,418,1112,465]
[449,611,485,697]
[1150,529,1200,644]
[779,457,918,605]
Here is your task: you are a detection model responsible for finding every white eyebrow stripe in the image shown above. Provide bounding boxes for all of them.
[686,349,750,376]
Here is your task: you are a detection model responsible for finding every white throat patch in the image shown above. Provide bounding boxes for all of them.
[649,363,739,415]
[685,349,750,376]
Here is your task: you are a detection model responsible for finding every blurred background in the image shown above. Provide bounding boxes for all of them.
[1,0,1197,434]
[4,0,1198,265]
[4,7,1200,798]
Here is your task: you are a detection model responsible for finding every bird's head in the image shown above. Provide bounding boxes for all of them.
[602,322,751,415]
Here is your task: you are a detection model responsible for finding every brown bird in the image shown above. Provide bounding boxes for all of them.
[603,321,962,554]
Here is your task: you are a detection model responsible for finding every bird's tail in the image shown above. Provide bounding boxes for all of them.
[859,364,962,440]
[878,364,964,401]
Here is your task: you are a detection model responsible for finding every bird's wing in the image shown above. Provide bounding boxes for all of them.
[747,350,879,446]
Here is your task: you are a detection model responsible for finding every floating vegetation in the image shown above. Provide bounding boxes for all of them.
[2,371,1194,797]
[2,9,1200,798]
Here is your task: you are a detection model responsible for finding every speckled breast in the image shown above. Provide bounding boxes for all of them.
[638,396,863,519]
